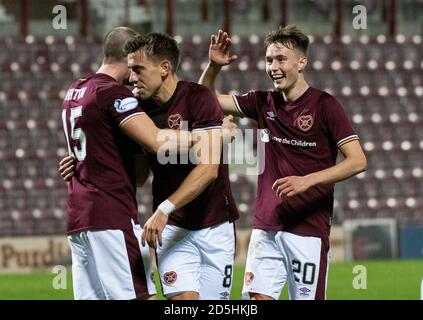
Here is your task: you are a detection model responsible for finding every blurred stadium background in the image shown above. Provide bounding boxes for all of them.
[0,0,422,299]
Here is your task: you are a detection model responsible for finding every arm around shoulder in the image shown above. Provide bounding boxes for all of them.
[120,114,161,153]
[120,113,192,154]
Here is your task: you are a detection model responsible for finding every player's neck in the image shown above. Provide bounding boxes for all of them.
[282,78,309,104]
[97,63,127,84]
[152,74,179,107]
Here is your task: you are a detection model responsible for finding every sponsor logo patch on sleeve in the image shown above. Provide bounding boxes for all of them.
[114,97,138,113]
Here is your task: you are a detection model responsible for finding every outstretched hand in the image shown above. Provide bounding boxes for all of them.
[209,29,238,67]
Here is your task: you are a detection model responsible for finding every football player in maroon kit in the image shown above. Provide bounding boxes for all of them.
[60,32,239,300]
[124,33,239,300]
[61,27,191,300]
[199,26,367,300]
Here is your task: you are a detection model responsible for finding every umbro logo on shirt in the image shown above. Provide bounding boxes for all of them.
[266,111,276,121]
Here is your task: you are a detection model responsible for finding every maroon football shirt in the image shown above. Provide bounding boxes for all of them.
[142,81,239,230]
[234,87,359,239]
[62,73,145,234]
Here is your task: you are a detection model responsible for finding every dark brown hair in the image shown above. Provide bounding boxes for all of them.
[124,33,180,73]
[264,25,309,56]
[103,26,139,64]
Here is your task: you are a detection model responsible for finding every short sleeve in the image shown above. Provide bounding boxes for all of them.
[232,91,260,121]
[190,86,223,131]
[99,85,145,127]
[321,93,359,148]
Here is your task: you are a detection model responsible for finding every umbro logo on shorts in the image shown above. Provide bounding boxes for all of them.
[219,291,230,300]
[163,271,178,286]
[298,287,311,297]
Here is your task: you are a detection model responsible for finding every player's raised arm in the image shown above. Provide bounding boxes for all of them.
[199,30,239,116]
[142,129,222,249]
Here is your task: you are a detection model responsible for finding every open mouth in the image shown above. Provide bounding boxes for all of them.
[272,75,285,81]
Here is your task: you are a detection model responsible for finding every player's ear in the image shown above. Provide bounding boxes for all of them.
[160,60,171,77]
[298,56,308,73]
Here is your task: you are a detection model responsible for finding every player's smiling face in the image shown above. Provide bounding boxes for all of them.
[265,42,307,92]
[128,49,164,100]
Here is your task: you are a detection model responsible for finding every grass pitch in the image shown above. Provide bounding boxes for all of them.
[0,260,422,300]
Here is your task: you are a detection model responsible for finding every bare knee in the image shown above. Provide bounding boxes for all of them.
[137,294,157,300]
[249,292,274,300]
[168,291,199,300]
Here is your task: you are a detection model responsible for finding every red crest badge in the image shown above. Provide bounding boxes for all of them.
[163,271,177,285]
[295,114,314,132]
[167,114,182,129]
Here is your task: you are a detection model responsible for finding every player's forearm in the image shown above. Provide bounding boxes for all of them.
[121,116,191,154]
[155,129,192,155]
[130,128,191,155]
[199,64,239,116]
[167,164,219,209]
[198,62,222,92]
[306,155,367,187]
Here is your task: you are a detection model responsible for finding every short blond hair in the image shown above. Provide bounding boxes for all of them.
[103,27,139,64]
